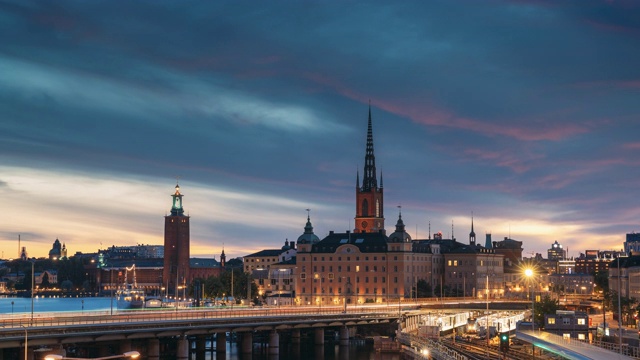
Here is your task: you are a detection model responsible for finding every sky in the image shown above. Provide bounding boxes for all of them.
[1,0,640,261]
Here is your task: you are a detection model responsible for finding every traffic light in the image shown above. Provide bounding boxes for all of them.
[499,332,509,352]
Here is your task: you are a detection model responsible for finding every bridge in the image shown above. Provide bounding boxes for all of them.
[2,298,629,360]
[0,305,401,359]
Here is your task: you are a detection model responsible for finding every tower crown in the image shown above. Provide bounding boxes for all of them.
[171,182,184,216]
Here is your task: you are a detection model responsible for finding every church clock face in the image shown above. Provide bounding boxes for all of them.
[361,221,368,228]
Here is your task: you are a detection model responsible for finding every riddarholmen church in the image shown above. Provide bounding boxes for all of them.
[292,106,506,306]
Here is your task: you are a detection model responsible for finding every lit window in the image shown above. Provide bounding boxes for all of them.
[577,318,586,325]
[548,318,556,324]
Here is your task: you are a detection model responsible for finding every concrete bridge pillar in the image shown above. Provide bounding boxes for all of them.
[314,328,324,345]
[268,330,279,355]
[147,338,160,360]
[241,332,253,354]
[291,329,301,344]
[339,326,349,346]
[119,340,132,354]
[216,332,226,353]
[195,335,206,360]
[176,336,189,360]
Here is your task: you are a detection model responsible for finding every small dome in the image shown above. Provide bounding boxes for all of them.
[297,215,320,244]
[388,213,411,243]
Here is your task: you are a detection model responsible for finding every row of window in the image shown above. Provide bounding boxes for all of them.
[447,259,500,267]
[547,317,586,325]
[299,274,398,283]
[300,287,398,295]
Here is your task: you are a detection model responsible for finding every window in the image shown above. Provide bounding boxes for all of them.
[578,334,585,340]
[563,318,571,325]
[577,318,586,325]
[300,273,306,279]
[328,273,334,280]
[356,265,360,272]
[547,318,555,325]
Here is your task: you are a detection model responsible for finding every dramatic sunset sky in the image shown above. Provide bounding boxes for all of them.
[1,1,639,260]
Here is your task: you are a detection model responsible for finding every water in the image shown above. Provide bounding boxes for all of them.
[1,298,396,359]
[0,296,112,315]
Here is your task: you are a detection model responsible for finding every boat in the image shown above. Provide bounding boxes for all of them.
[116,265,145,309]
[144,297,163,308]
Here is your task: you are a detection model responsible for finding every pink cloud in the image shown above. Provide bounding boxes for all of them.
[305,72,590,142]
[623,142,640,150]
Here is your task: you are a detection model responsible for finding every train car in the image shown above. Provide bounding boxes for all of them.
[466,317,478,334]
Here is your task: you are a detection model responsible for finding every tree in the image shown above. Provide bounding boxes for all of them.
[536,294,559,329]
[61,280,73,292]
[593,270,609,295]
[417,279,432,298]
[41,272,50,288]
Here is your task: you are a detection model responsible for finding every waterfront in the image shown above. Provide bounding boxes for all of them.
[1,296,112,315]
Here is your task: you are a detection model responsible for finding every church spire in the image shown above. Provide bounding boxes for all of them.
[362,103,378,191]
[469,212,476,246]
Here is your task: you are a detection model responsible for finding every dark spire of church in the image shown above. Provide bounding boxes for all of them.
[469,212,476,246]
[362,103,378,191]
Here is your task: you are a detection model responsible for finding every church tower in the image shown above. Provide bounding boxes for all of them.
[163,183,190,296]
[355,105,385,233]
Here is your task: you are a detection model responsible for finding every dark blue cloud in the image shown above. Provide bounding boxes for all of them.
[1,0,639,258]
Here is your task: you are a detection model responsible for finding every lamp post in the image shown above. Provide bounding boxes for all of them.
[21,324,27,360]
[525,268,535,359]
[45,351,141,360]
[31,260,35,322]
[617,258,623,354]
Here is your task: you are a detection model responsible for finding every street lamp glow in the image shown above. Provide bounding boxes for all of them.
[525,268,533,278]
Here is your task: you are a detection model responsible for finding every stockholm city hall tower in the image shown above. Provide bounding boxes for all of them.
[355,106,385,233]
[163,183,190,296]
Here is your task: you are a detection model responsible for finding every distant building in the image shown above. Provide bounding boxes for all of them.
[548,273,594,295]
[243,240,296,273]
[48,238,67,260]
[575,250,622,275]
[492,237,523,266]
[544,310,590,341]
[548,241,566,261]
[625,232,640,255]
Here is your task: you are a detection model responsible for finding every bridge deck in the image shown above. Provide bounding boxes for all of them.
[516,330,637,360]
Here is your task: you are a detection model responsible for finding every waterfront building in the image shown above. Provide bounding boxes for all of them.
[163,183,191,296]
[243,240,296,273]
[293,106,505,305]
[48,238,67,260]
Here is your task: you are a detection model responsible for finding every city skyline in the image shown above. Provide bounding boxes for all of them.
[1,1,639,259]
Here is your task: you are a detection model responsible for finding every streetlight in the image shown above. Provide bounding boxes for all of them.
[525,268,535,359]
[20,325,27,360]
[45,351,140,360]
[30,260,35,322]
[525,268,534,330]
